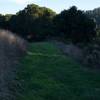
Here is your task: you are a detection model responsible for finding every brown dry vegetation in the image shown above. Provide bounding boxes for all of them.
[0,30,27,100]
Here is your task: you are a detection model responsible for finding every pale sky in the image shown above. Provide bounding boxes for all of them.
[0,0,100,14]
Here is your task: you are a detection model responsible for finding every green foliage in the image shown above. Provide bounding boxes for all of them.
[86,7,100,28]
[0,14,7,28]
[9,4,56,40]
[54,6,96,43]
[0,5,97,43]
[83,39,100,67]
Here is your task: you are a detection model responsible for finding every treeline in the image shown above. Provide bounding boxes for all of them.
[0,4,97,43]
[86,7,100,37]
[86,7,100,28]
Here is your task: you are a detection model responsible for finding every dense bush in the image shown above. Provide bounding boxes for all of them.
[53,6,96,43]
[9,4,56,41]
[83,39,100,68]
[86,7,100,28]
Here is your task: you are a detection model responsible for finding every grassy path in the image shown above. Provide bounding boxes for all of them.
[15,42,100,100]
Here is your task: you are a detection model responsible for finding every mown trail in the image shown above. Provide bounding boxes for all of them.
[0,30,27,100]
[16,42,100,100]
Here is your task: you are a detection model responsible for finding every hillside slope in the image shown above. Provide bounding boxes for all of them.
[16,42,100,100]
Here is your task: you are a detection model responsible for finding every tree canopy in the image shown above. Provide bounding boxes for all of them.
[0,5,96,43]
[54,6,96,43]
[9,4,56,40]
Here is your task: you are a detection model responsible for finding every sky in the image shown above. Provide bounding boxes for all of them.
[0,0,100,14]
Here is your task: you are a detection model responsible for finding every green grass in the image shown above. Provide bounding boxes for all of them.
[15,42,100,100]
[28,42,61,55]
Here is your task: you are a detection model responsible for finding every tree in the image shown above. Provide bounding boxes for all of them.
[54,6,96,43]
[9,4,56,41]
[0,14,6,28]
[86,7,100,28]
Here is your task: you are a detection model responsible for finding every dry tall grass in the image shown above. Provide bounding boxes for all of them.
[0,29,27,100]
[0,29,27,52]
